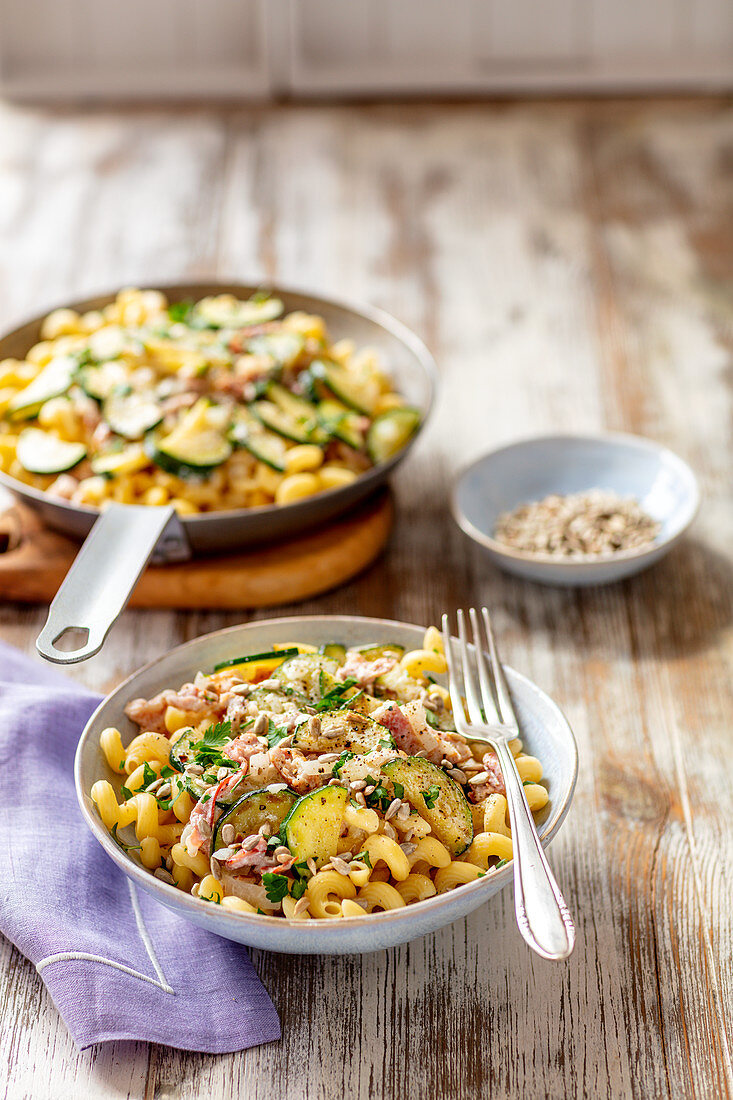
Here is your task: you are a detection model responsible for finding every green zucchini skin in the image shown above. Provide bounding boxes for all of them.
[292,708,394,755]
[353,642,405,661]
[16,428,86,474]
[319,642,347,664]
[284,784,348,865]
[272,653,341,705]
[8,356,76,419]
[366,407,421,464]
[213,647,299,673]
[382,756,473,856]
[213,786,298,851]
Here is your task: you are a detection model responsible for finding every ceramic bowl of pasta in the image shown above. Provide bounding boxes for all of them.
[76,616,578,954]
[0,283,435,550]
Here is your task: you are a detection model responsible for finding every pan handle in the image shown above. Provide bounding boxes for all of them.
[36,503,184,664]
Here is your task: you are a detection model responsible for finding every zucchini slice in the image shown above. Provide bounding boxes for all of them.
[353,642,405,662]
[253,384,329,445]
[247,332,304,367]
[319,642,347,664]
[213,647,299,676]
[212,785,298,851]
[104,391,163,439]
[77,360,129,402]
[367,407,421,464]
[382,757,473,856]
[149,399,232,477]
[91,444,149,477]
[308,360,379,416]
[317,399,366,450]
[16,428,86,474]
[292,708,394,755]
[284,784,348,866]
[8,356,77,419]
[272,653,340,704]
[229,408,288,472]
[194,295,284,329]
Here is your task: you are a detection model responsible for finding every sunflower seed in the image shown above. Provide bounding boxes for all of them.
[306,857,318,876]
[221,824,235,845]
[153,868,175,884]
[293,897,311,917]
[241,834,260,851]
[350,780,366,791]
[385,798,402,820]
[185,763,204,776]
[197,819,212,839]
[209,857,223,881]
[258,823,271,837]
[447,768,467,784]
[397,802,411,820]
[156,782,172,799]
[145,777,165,793]
[468,771,489,785]
[253,713,269,737]
[308,716,322,737]
[212,847,236,861]
[330,857,352,876]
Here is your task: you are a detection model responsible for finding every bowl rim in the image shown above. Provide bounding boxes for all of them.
[74,614,579,936]
[0,279,439,526]
[450,430,701,569]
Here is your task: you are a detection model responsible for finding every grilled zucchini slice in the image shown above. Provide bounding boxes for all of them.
[104,391,163,439]
[16,428,86,474]
[284,784,348,866]
[317,399,366,450]
[213,786,298,850]
[382,757,473,856]
[148,399,231,476]
[230,408,289,472]
[292,708,393,755]
[308,360,379,416]
[8,356,76,419]
[366,407,421,464]
[213,647,299,676]
[272,653,341,704]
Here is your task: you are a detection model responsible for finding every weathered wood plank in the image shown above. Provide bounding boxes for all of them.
[0,99,730,1100]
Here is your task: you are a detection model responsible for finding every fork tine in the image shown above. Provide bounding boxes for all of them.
[457,608,484,726]
[481,606,518,732]
[441,613,465,722]
[468,607,502,725]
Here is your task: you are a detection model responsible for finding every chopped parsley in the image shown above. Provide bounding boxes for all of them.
[522,779,534,787]
[421,784,441,810]
[392,781,404,799]
[425,710,440,730]
[141,761,157,788]
[168,299,195,324]
[364,775,391,812]
[332,751,355,778]
[110,822,141,853]
[262,872,290,904]
[120,782,133,801]
[268,721,291,749]
[191,720,236,771]
[353,849,372,869]
[377,737,395,751]
[314,677,359,712]
[290,879,308,901]
[495,858,508,869]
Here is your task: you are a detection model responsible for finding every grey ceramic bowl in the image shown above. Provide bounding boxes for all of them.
[75,616,578,955]
[452,432,700,587]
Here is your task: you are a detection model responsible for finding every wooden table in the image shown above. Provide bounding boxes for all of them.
[0,98,731,1100]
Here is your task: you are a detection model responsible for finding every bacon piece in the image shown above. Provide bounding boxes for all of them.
[224,837,295,875]
[270,746,319,794]
[374,701,441,760]
[338,653,398,690]
[467,753,506,801]
[125,683,222,734]
[224,728,262,763]
[228,322,280,353]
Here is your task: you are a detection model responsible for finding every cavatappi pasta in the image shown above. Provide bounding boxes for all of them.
[91,629,549,919]
[0,288,420,514]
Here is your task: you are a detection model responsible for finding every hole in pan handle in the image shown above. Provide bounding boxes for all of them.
[35,502,190,664]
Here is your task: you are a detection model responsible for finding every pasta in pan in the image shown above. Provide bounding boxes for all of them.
[0,288,420,515]
[91,628,549,919]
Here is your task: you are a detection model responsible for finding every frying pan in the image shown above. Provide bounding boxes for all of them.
[0,282,437,664]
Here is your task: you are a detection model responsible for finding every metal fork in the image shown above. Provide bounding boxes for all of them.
[442,607,576,960]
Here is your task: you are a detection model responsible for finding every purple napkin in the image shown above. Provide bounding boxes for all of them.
[0,642,280,1053]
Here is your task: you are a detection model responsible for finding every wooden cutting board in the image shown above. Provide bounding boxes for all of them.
[0,491,393,609]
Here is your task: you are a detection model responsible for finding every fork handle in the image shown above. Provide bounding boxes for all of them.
[493,739,576,961]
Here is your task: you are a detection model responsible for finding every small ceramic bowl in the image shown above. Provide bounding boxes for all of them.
[451,432,700,587]
[75,615,578,955]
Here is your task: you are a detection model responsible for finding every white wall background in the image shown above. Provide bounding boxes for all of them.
[0,0,731,99]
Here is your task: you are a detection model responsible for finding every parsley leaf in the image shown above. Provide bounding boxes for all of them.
[314,677,359,713]
[141,761,157,788]
[191,720,235,771]
[353,849,372,869]
[392,781,404,799]
[262,872,290,904]
[168,299,194,324]
[421,784,441,810]
[268,721,291,749]
[120,783,133,801]
[332,750,355,778]
[110,822,141,852]
[290,879,308,900]
[495,858,508,869]
[522,779,534,787]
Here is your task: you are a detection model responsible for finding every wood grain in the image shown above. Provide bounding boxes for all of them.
[0,491,393,608]
[0,98,731,1100]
